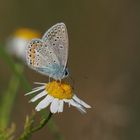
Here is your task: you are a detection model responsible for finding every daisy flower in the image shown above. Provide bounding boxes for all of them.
[6,28,41,61]
[26,81,91,114]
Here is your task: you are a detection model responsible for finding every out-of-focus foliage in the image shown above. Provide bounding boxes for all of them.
[0,124,16,140]
[18,112,35,140]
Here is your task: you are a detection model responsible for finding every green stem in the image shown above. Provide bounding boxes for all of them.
[0,64,24,129]
[31,112,53,133]
[18,112,53,140]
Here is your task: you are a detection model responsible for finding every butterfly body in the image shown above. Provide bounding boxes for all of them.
[36,64,68,80]
[26,23,69,80]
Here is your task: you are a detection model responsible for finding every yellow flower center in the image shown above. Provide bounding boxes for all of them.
[46,81,73,99]
[14,28,41,39]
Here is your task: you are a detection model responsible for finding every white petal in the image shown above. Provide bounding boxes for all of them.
[34,82,46,85]
[73,95,91,108]
[35,95,54,111]
[70,99,81,108]
[63,99,71,107]
[25,86,45,96]
[70,99,86,113]
[32,85,46,90]
[63,99,69,103]
[50,99,59,113]
[76,106,86,114]
[58,100,64,113]
[29,90,47,102]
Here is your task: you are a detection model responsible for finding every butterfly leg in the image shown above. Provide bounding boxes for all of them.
[58,79,61,84]
[49,77,51,83]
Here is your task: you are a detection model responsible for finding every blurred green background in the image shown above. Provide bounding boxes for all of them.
[0,0,140,140]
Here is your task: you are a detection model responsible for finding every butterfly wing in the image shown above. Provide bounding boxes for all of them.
[26,39,60,77]
[42,23,69,73]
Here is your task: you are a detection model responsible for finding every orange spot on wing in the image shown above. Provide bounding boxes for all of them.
[29,44,37,65]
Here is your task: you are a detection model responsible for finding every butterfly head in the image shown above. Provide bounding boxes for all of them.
[63,67,69,78]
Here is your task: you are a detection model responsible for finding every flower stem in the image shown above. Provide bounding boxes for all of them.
[18,112,53,140]
[31,112,53,133]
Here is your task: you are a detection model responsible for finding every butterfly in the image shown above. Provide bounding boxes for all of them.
[26,23,69,80]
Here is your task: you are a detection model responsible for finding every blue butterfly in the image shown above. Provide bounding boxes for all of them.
[26,23,69,80]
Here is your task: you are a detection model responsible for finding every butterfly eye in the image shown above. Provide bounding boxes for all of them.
[64,69,69,76]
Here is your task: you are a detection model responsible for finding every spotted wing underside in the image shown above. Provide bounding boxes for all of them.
[26,23,69,79]
[42,23,69,71]
[26,39,59,76]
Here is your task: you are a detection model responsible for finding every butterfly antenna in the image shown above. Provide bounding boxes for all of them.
[68,75,75,90]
